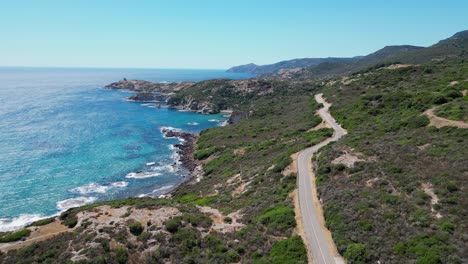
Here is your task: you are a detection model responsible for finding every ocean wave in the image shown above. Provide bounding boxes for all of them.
[208,119,221,122]
[187,122,199,126]
[125,171,161,179]
[151,185,174,194]
[71,181,128,195]
[160,126,181,133]
[0,214,47,232]
[146,162,156,166]
[57,196,97,211]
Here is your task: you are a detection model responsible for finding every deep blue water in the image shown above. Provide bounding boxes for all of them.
[0,67,253,231]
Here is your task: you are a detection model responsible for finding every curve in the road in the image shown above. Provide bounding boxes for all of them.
[297,93,347,264]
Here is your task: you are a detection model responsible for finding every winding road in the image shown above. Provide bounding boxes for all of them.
[298,94,347,264]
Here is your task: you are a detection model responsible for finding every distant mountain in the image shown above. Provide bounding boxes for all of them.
[227,57,361,75]
[285,30,468,80]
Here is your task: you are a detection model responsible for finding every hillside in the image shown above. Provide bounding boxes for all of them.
[0,32,467,264]
[227,57,360,75]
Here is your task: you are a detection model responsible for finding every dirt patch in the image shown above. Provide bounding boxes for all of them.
[448,81,459,86]
[422,183,442,218]
[462,89,468,96]
[0,206,182,254]
[417,143,431,150]
[307,120,331,132]
[0,220,71,252]
[234,147,246,156]
[331,149,366,168]
[366,177,380,188]
[282,153,299,176]
[423,107,468,129]
[197,206,244,233]
[384,64,414,70]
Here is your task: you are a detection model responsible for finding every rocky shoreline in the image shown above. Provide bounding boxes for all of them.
[160,128,203,193]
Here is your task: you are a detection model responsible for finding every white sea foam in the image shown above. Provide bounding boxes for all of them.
[146,162,156,166]
[110,181,129,188]
[125,171,161,179]
[160,126,181,133]
[71,181,128,195]
[0,214,47,232]
[151,185,174,194]
[208,119,221,122]
[187,122,199,126]
[57,196,97,211]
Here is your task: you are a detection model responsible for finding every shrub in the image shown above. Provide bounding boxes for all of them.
[62,216,78,228]
[0,229,31,243]
[114,247,128,264]
[223,217,233,224]
[30,217,55,227]
[256,205,296,233]
[269,236,307,264]
[344,243,368,264]
[165,217,182,233]
[128,221,143,236]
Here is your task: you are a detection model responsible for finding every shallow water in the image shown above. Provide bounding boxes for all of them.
[0,67,253,231]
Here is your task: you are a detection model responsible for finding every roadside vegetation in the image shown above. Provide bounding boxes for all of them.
[316,60,467,263]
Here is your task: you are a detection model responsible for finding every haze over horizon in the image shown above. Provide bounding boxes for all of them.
[1,0,467,69]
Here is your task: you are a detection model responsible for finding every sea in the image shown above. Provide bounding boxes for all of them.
[0,67,253,231]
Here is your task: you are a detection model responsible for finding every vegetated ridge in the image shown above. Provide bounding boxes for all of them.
[0,30,466,264]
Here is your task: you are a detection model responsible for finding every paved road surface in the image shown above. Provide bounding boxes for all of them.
[298,94,346,264]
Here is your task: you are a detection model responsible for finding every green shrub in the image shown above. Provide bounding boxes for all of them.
[165,217,182,233]
[114,247,128,264]
[269,236,307,264]
[256,205,295,233]
[62,216,78,228]
[30,217,55,227]
[128,221,143,236]
[0,229,31,243]
[344,243,368,264]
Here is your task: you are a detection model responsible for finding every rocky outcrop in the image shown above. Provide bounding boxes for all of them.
[168,96,219,114]
[228,111,250,124]
[127,92,168,102]
[161,128,198,173]
[104,79,195,92]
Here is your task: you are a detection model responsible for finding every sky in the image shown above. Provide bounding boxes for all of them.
[0,0,467,69]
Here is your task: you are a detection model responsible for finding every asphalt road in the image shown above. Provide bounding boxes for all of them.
[298,94,346,264]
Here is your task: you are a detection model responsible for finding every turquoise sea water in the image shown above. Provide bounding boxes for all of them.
[0,67,253,231]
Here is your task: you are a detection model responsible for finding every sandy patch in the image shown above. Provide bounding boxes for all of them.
[423,108,468,129]
[197,206,244,233]
[417,143,431,150]
[0,220,71,252]
[234,147,246,156]
[422,183,442,218]
[448,81,459,86]
[384,64,414,70]
[282,153,299,176]
[308,121,331,132]
[331,149,366,168]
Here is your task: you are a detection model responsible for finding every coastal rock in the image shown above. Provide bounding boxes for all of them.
[104,79,194,92]
[127,92,168,102]
[228,111,250,124]
[161,128,199,173]
[169,95,219,114]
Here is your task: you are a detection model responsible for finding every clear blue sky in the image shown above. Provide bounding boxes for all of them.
[0,0,466,69]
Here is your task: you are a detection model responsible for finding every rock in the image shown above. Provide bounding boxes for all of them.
[127,92,168,102]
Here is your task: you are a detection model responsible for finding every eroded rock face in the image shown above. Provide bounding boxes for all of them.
[169,96,219,114]
[127,92,168,102]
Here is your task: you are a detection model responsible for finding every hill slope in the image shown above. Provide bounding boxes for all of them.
[227,57,360,75]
